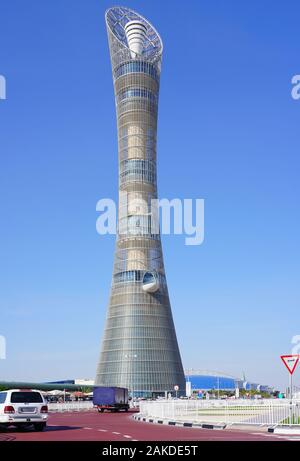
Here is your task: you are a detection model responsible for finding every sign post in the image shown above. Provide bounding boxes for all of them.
[281,355,299,424]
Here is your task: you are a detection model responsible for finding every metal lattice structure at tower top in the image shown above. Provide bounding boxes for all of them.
[95,6,185,396]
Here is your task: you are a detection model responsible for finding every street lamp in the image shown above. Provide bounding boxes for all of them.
[124,353,138,399]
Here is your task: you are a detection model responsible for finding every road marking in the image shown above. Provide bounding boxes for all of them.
[112,431,121,435]
[252,433,292,440]
[98,429,107,432]
[83,427,92,430]
[132,439,139,442]
[123,435,132,438]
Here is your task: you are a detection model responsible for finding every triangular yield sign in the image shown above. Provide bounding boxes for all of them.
[281,355,299,375]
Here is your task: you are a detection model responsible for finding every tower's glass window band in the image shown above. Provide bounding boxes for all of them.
[120,159,156,184]
[114,61,159,82]
[114,270,166,286]
[117,88,157,104]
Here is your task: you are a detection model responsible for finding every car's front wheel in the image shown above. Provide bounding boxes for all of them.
[33,423,46,432]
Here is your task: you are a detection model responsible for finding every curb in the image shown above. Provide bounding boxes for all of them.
[132,414,226,430]
[268,426,300,435]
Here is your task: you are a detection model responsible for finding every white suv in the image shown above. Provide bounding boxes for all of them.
[0,389,48,431]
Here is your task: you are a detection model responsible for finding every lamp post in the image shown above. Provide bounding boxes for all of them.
[124,353,138,400]
[185,368,194,400]
[185,368,193,400]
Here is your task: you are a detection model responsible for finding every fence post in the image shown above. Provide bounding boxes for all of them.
[270,401,273,425]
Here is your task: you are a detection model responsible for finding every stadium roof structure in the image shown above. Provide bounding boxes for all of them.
[0,381,93,392]
[185,369,238,379]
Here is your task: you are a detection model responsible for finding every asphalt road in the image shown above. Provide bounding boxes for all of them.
[0,410,297,441]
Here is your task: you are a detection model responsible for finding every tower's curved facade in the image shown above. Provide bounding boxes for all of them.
[95,6,185,396]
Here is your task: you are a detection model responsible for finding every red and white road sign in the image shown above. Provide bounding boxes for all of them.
[281,355,299,375]
[174,385,179,391]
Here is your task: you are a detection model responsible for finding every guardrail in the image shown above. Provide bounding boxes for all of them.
[47,401,94,412]
[139,399,300,426]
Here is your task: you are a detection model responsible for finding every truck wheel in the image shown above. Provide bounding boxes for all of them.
[125,408,128,412]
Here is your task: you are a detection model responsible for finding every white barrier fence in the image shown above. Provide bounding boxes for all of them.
[139,399,300,426]
[47,401,94,412]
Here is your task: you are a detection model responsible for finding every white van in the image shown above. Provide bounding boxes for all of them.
[0,389,48,431]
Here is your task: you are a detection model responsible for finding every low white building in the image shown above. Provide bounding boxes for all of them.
[74,378,94,386]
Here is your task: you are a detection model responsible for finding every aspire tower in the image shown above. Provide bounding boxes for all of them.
[95,6,185,396]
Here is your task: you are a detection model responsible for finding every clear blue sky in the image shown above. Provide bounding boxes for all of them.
[0,0,299,390]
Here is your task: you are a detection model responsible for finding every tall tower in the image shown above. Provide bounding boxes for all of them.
[95,6,185,397]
